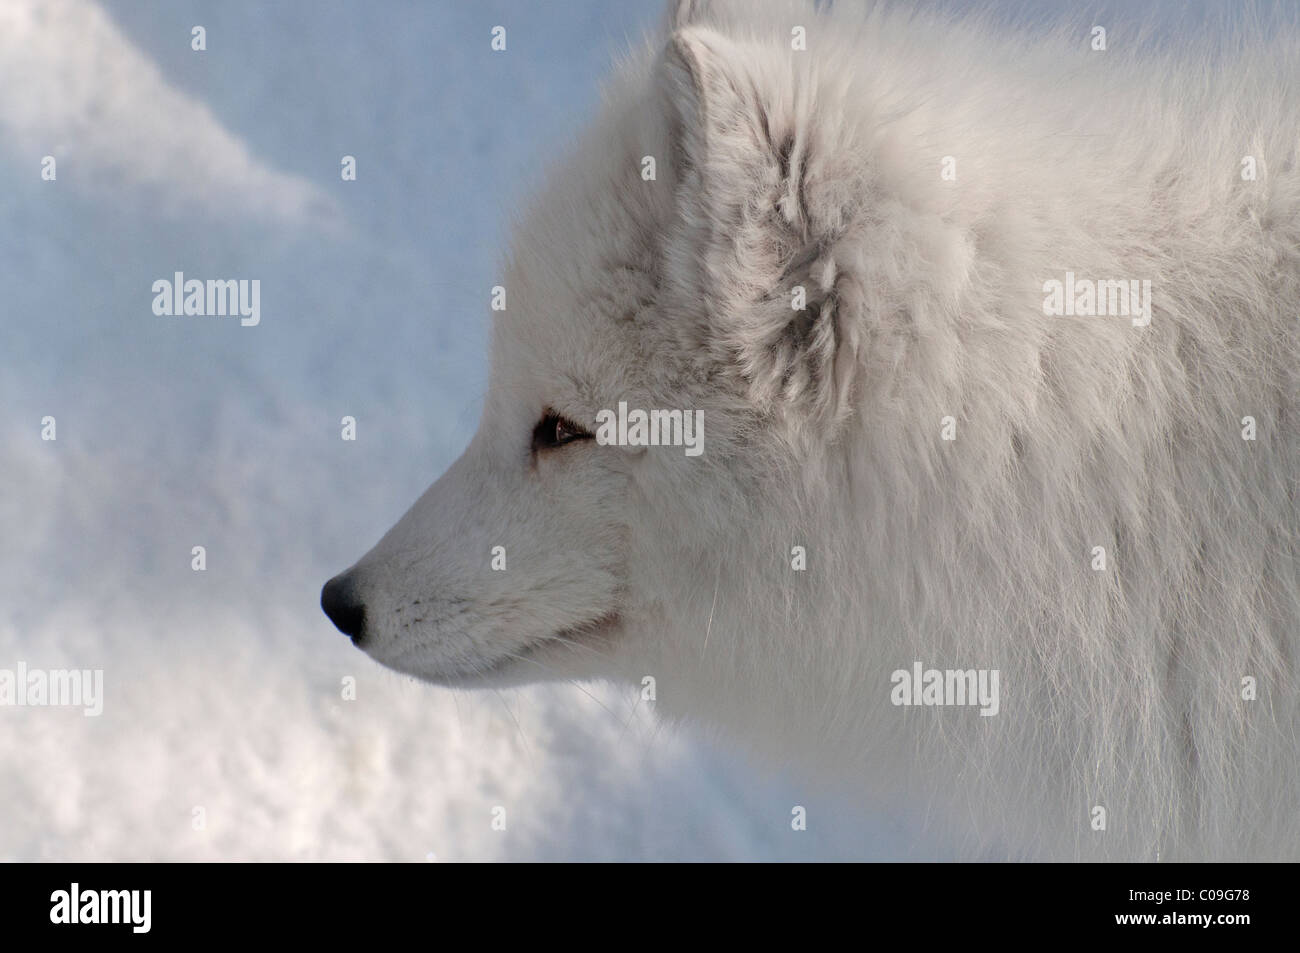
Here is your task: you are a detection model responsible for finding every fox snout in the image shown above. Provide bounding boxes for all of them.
[320,572,367,645]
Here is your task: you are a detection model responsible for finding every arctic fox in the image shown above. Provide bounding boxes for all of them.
[324,0,1300,860]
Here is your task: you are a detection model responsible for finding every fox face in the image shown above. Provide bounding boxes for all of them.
[322,12,865,689]
[320,160,668,685]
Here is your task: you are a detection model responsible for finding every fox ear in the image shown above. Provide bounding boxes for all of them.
[661,27,770,199]
[665,0,710,32]
[660,27,863,439]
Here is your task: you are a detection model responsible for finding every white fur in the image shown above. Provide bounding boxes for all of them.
[332,0,1300,860]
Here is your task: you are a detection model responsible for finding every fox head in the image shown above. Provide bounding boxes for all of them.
[322,0,876,700]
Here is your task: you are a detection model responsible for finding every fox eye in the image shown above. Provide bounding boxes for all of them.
[532,410,593,452]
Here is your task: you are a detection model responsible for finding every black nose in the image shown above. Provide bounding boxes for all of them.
[321,573,366,643]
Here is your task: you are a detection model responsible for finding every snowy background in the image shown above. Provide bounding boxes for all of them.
[0,0,1247,861]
